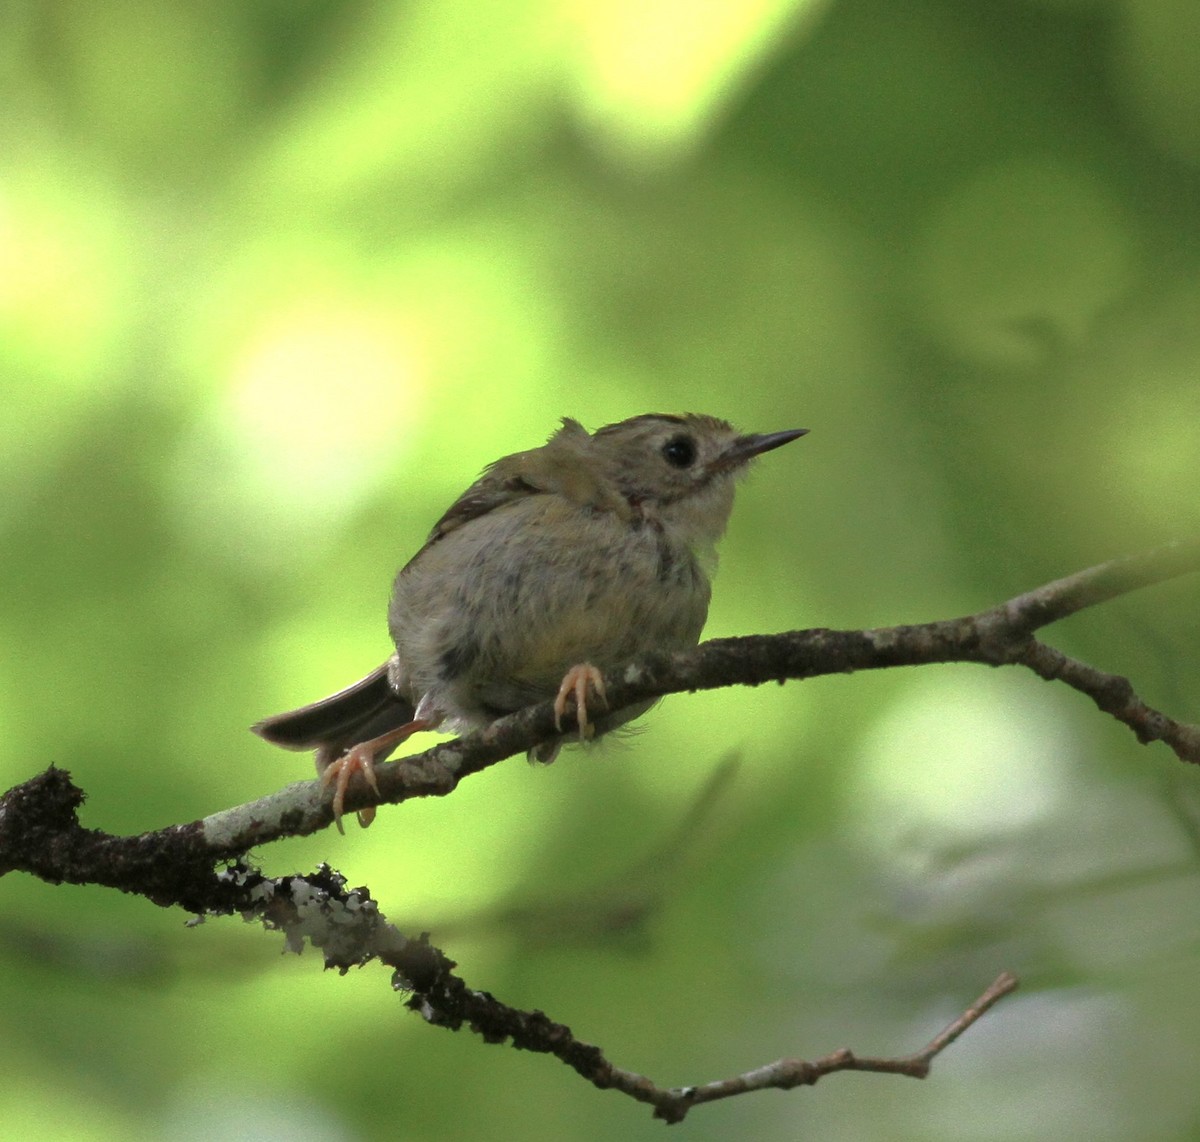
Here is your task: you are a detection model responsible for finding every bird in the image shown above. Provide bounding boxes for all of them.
[253,413,806,829]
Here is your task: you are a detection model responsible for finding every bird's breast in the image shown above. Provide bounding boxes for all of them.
[387,495,711,725]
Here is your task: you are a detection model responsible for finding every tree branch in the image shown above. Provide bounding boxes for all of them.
[0,538,1195,1118]
[2,539,1197,876]
[219,534,1200,843]
[198,862,1020,1124]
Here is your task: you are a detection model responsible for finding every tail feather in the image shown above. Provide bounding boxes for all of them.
[252,661,417,759]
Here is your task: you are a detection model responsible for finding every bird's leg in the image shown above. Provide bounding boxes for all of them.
[553,662,608,740]
[320,717,438,832]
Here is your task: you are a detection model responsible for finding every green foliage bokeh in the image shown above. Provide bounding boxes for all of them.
[2,1,1200,1139]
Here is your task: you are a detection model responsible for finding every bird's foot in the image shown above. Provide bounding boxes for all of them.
[553,663,608,740]
[320,718,436,832]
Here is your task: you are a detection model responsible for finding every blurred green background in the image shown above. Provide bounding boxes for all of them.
[2,0,1200,1138]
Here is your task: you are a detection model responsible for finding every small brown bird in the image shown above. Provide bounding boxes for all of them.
[253,413,806,829]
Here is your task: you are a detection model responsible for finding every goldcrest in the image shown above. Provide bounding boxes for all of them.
[254,413,806,828]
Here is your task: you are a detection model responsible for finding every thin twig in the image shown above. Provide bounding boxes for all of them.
[602,971,1019,1123]
[189,862,1021,1124]
[1015,638,1200,759]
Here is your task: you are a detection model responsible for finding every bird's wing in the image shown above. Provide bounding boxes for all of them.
[425,463,542,543]
[422,418,628,546]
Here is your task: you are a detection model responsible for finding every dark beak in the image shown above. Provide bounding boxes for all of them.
[717,427,809,471]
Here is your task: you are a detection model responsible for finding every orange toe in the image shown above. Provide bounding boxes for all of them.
[552,663,608,739]
[318,715,439,832]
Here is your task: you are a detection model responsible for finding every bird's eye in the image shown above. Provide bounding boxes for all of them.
[661,434,697,468]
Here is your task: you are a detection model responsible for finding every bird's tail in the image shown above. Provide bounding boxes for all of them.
[252,661,417,764]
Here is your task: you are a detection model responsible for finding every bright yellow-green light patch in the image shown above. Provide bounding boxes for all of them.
[228,300,426,504]
[851,670,1078,855]
[367,762,568,918]
[566,0,824,163]
[371,235,558,444]
[0,164,135,508]
[253,0,557,206]
[168,293,427,566]
[0,169,128,384]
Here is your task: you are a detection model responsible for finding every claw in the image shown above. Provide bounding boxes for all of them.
[552,663,608,740]
[319,717,436,832]
[321,744,380,832]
